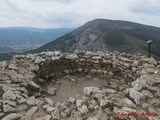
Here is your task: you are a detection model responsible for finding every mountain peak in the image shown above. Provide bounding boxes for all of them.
[30,19,160,60]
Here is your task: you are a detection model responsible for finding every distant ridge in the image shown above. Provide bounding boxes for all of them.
[0,27,74,53]
[31,19,160,59]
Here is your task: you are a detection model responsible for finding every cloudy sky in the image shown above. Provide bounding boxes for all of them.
[0,0,160,28]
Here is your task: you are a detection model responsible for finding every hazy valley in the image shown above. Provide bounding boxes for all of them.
[0,27,74,53]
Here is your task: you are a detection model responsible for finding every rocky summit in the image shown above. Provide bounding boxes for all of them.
[0,50,160,120]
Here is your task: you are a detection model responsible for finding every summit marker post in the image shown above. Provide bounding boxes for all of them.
[147,40,152,58]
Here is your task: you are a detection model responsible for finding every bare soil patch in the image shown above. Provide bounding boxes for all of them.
[46,76,108,102]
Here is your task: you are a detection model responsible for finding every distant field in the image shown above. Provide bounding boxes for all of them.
[0,27,74,53]
[0,52,16,61]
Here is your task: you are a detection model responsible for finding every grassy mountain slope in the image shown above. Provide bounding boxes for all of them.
[26,19,160,59]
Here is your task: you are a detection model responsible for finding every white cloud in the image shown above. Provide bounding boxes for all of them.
[129,0,160,15]
[0,0,160,28]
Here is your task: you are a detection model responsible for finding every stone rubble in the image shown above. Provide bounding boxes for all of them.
[0,51,160,120]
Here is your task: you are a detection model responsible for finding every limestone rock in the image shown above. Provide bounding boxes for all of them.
[47,87,57,96]
[76,99,83,108]
[0,61,7,70]
[133,60,139,67]
[127,88,145,105]
[60,112,68,119]
[83,87,103,95]
[44,52,54,56]
[2,113,22,120]
[65,53,78,60]
[119,57,131,62]
[3,91,16,101]
[54,51,61,56]
[150,98,160,107]
[45,97,54,106]
[35,115,52,120]
[88,99,97,109]
[92,56,102,61]
[17,104,28,112]
[25,107,38,118]
[121,107,136,112]
[90,69,97,74]
[26,81,41,95]
[17,98,27,104]
[131,82,142,91]
[0,113,5,118]
[8,63,18,70]
[104,89,116,94]
[78,105,88,114]
[68,97,76,104]
[3,100,16,107]
[51,56,60,61]
[27,96,39,106]
[43,104,57,114]
[108,71,113,76]
[87,116,99,120]
[123,98,136,108]
[141,90,154,98]
[3,104,16,113]
[99,99,110,107]
[34,56,45,64]
[51,109,60,120]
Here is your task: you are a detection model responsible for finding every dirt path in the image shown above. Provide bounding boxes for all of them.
[47,76,108,102]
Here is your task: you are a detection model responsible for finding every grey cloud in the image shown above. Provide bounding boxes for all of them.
[37,12,81,27]
[129,0,160,16]
[55,0,75,4]
[0,14,16,19]
[0,0,160,28]
[31,0,74,4]
[4,0,25,13]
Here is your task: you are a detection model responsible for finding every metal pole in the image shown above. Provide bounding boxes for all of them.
[148,43,151,58]
[147,40,152,58]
